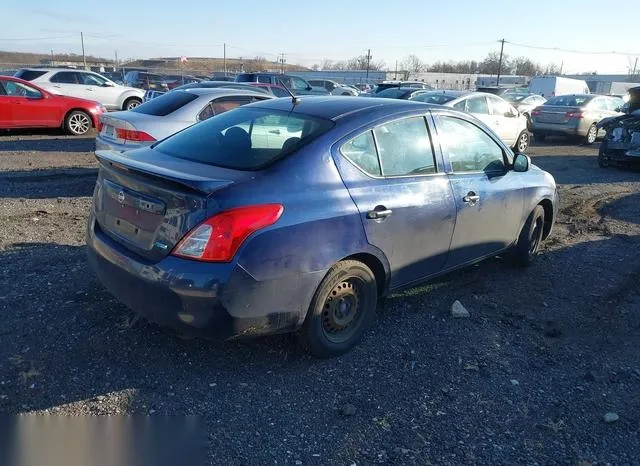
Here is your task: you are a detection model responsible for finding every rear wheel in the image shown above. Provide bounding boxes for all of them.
[514,130,530,153]
[64,110,92,136]
[512,205,545,266]
[585,123,598,145]
[299,260,377,358]
[123,98,141,110]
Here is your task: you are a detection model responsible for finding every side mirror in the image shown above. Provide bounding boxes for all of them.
[504,111,517,118]
[103,81,115,87]
[513,153,530,172]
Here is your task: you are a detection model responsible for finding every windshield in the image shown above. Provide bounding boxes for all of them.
[155,107,334,170]
[504,94,530,103]
[545,95,593,107]
[131,91,198,116]
[410,92,458,104]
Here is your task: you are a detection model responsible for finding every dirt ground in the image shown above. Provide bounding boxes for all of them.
[1,129,639,465]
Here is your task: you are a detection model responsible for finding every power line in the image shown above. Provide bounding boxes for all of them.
[505,40,640,57]
[0,34,76,41]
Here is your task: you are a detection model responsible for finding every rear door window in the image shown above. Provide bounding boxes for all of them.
[374,116,436,176]
[257,75,272,84]
[466,96,489,114]
[14,70,47,81]
[50,72,80,84]
[131,91,198,116]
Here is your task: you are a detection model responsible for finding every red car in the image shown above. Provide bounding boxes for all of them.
[0,76,105,135]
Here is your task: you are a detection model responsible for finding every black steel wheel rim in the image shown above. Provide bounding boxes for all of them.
[321,278,364,344]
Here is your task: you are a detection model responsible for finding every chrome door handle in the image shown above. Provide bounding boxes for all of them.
[463,192,480,204]
[367,208,392,219]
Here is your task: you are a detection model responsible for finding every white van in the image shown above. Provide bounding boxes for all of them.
[528,76,590,98]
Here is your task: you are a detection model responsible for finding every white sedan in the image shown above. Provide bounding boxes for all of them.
[411,90,530,153]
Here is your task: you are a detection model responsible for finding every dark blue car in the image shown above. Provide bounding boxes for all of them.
[87,97,558,357]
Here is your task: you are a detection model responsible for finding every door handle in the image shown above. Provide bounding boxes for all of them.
[52,85,61,88]
[367,208,392,219]
[268,129,280,135]
[463,192,480,204]
[86,88,94,91]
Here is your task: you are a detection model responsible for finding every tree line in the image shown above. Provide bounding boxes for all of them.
[311,52,562,76]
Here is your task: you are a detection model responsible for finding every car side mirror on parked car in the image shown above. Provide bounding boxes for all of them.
[103,81,115,87]
[504,111,517,118]
[513,153,530,172]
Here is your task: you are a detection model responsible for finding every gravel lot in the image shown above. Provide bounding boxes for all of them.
[1,129,639,465]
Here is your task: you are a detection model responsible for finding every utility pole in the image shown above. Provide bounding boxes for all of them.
[280,53,286,74]
[81,32,87,69]
[50,49,54,65]
[114,50,118,71]
[394,60,398,80]
[496,38,505,86]
[632,57,638,79]
[223,43,227,75]
[559,60,564,76]
[365,49,372,81]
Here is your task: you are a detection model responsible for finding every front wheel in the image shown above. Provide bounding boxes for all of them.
[299,260,377,358]
[512,205,545,266]
[514,130,530,153]
[64,110,92,136]
[123,98,142,110]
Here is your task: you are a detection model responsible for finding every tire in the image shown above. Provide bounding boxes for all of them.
[299,260,377,358]
[123,98,142,110]
[598,139,610,167]
[514,130,530,153]
[64,110,92,136]
[341,92,351,96]
[534,132,546,142]
[524,113,532,131]
[585,123,597,145]
[512,205,545,266]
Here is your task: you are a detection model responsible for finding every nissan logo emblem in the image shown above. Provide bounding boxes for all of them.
[118,190,125,204]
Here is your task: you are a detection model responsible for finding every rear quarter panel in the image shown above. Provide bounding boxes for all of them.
[212,132,389,323]
[519,165,557,233]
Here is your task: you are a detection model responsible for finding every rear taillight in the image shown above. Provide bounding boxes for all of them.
[171,204,284,262]
[565,111,584,119]
[115,128,156,142]
[531,108,542,116]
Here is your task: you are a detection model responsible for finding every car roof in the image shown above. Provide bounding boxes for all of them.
[251,96,434,121]
[19,67,93,73]
[181,88,272,98]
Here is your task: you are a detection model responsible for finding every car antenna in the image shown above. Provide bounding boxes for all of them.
[277,78,300,106]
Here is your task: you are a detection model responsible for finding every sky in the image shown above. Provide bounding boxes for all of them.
[1,0,638,75]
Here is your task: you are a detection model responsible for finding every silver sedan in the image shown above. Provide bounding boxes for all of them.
[96,88,273,152]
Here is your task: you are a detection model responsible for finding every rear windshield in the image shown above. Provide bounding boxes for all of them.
[375,83,399,93]
[154,107,334,170]
[374,88,408,98]
[235,74,256,82]
[131,91,198,116]
[14,70,47,81]
[410,92,457,104]
[545,95,593,107]
[504,94,529,103]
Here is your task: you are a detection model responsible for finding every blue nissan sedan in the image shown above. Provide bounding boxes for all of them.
[87,96,558,357]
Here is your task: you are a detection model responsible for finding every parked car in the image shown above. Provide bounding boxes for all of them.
[503,93,547,128]
[373,81,433,94]
[14,67,145,111]
[142,81,271,102]
[0,76,104,135]
[123,71,169,93]
[597,86,640,167]
[308,79,358,96]
[97,88,271,152]
[530,94,624,144]
[476,86,511,96]
[246,83,291,97]
[528,76,590,98]
[99,71,125,84]
[411,91,530,153]
[87,96,557,357]
[235,73,328,95]
[371,87,430,100]
[162,75,201,90]
[0,69,17,76]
